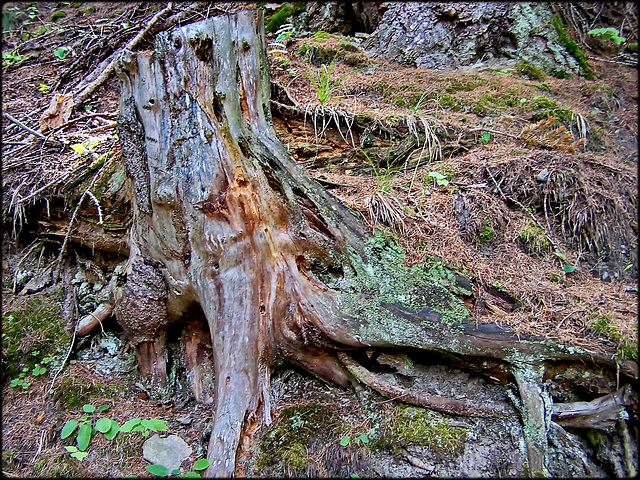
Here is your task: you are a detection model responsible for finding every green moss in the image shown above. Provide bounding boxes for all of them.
[2,298,70,380]
[444,76,489,93]
[373,405,467,456]
[529,95,573,122]
[54,376,128,410]
[393,96,406,107]
[478,219,496,244]
[515,61,547,81]
[438,94,461,111]
[255,404,343,474]
[587,311,637,361]
[517,223,551,256]
[313,31,332,40]
[338,40,359,52]
[265,2,305,33]
[549,67,573,79]
[550,15,594,80]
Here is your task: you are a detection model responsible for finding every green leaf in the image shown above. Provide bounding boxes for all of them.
[146,464,169,476]
[71,451,89,461]
[192,459,210,470]
[65,446,79,452]
[554,251,567,260]
[95,418,112,433]
[181,472,202,478]
[77,423,92,451]
[132,425,147,434]
[171,469,181,475]
[53,47,68,59]
[61,420,78,439]
[481,131,491,144]
[51,11,66,21]
[119,418,141,433]
[98,404,111,412]
[10,379,21,387]
[141,418,169,432]
[103,420,120,440]
[82,404,96,414]
[359,434,369,444]
[563,265,576,273]
[340,436,351,447]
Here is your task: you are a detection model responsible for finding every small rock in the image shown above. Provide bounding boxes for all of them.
[142,434,192,472]
[176,415,192,425]
[536,168,550,182]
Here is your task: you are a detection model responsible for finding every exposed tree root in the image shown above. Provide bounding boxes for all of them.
[337,351,512,417]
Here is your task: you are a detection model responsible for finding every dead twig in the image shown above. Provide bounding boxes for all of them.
[73,2,175,107]
[2,112,64,148]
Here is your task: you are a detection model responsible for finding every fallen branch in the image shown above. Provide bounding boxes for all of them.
[72,2,175,107]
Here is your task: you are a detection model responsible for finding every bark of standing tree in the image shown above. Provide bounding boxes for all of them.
[113,10,636,477]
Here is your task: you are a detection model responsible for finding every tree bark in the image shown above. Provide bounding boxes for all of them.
[113,9,636,477]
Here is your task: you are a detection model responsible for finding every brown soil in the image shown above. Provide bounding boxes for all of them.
[2,2,637,477]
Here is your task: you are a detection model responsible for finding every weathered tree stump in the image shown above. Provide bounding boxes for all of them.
[113,10,636,477]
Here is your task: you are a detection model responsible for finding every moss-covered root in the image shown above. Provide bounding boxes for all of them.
[511,363,551,477]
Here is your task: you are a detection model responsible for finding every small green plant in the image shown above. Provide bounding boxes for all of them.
[70,137,101,155]
[409,91,430,114]
[146,458,210,477]
[587,27,626,46]
[553,250,576,274]
[340,428,375,447]
[304,59,357,107]
[61,403,120,459]
[2,50,23,66]
[267,23,294,70]
[53,47,69,59]
[119,417,169,436]
[479,131,491,144]
[427,171,449,187]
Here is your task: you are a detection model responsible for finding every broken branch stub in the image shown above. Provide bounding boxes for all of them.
[113,9,637,478]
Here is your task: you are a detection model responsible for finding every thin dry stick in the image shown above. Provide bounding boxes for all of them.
[47,327,77,397]
[2,112,64,147]
[73,2,175,107]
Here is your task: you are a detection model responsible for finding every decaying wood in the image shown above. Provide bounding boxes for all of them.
[112,9,637,477]
[552,384,634,432]
[337,351,512,417]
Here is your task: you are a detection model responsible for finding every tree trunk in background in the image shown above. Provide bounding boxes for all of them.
[114,9,636,477]
[361,2,589,76]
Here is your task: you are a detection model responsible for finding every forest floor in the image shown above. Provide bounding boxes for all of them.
[1,2,637,478]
